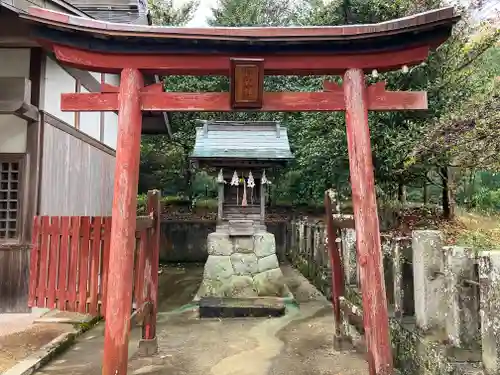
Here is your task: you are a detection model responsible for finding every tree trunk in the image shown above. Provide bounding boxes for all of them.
[467,169,476,208]
[441,166,455,219]
[397,183,407,204]
[423,183,429,205]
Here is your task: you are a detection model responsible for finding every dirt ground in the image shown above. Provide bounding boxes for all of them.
[34,264,368,375]
[127,265,368,375]
[0,323,74,372]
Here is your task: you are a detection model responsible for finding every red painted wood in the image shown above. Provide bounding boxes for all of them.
[68,216,81,311]
[28,216,42,307]
[62,92,118,111]
[61,90,427,112]
[89,217,103,315]
[37,216,50,307]
[146,190,161,339]
[134,232,147,310]
[57,217,70,310]
[29,6,70,23]
[101,217,112,316]
[324,192,344,338]
[78,217,91,313]
[29,6,456,39]
[53,43,430,75]
[101,83,119,93]
[102,68,144,375]
[343,68,393,375]
[141,83,163,93]
[46,217,60,309]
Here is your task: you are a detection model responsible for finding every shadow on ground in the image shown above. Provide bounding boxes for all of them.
[157,263,204,312]
[35,264,368,375]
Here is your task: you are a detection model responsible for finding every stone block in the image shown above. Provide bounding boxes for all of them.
[443,246,479,348]
[412,230,445,331]
[479,252,500,375]
[226,275,258,298]
[253,268,285,297]
[341,228,356,285]
[197,279,228,298]
[258,254,279,273]
[254,232,276,258]
[137,337,158,356]
[230,253,258,276]
[207,232,233,256]
[203,255,234,280]
[198,297,285,318]
[234,237,254,253]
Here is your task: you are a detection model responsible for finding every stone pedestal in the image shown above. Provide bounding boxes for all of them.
[195,226,288,299]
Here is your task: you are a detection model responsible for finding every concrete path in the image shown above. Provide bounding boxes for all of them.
[33,264,368,375]
[0,310,96,374]
[0,309,48,338]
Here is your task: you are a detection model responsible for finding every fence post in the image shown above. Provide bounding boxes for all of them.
[412,230,446,331]
[138,189,161,356]
[341,228,356,286]
[324,190,345,347]
[479,252,500,375]
[392,238,403,319]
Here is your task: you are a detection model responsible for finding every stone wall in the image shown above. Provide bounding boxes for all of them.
[287,219,500,375]
[159,220,288,263]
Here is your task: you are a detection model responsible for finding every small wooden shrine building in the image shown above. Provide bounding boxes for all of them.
[190,120,293,226]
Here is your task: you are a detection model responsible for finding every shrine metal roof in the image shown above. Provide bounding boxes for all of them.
[190,121,293,161]
[22,7,459,59]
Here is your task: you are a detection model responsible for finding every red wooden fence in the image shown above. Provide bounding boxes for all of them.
[28,190,161,321]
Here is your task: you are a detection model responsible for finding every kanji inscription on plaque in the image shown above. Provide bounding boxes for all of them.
[230,58,264,109]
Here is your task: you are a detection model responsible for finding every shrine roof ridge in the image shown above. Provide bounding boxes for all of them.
[23,7,459,58]
[24,6,457,41]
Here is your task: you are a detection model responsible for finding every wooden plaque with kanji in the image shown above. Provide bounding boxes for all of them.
[230,58,264,109]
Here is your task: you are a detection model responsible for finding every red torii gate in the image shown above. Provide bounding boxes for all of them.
[24,7,458,375]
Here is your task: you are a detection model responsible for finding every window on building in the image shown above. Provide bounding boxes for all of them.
[0,155,23,241]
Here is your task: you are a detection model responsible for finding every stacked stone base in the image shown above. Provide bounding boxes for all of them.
[195,230,288,299]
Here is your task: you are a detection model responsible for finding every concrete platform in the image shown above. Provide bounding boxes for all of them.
[198,297,286,318]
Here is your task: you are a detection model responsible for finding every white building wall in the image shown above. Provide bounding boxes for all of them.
[41,61,120,150]
[103,74,119,150]
[79,86,101,140]
[0,115,27,153]
[43,57,76,126]
[0,48,30,153]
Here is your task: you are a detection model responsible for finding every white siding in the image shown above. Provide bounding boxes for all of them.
[90,71,101,82]
[0,49,30,153]
[103,112,118,150]
[79,87,101,141]
[104,74,120,86]
[0,115,27,153]
[0,49,30,78]
[39,121,115,216]
[43,57,76,126]
[103,74,119,150]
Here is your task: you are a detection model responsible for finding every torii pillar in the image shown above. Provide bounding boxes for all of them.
[102,68,144,375]
[344,68,393,374]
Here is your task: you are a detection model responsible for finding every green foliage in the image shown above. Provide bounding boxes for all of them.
[147,0,198,26]
[141,0,500,216]
[209,0,299,26]
[471,188,500,211]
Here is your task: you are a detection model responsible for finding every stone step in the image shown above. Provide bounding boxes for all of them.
[224,214,261,220]
[198,297,286,318]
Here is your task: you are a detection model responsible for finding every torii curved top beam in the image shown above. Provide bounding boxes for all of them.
[22,6,459,75]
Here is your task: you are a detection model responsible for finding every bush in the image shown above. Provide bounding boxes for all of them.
[471,188,500,212]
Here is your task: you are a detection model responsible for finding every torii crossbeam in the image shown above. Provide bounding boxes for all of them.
[23,6,459,375]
